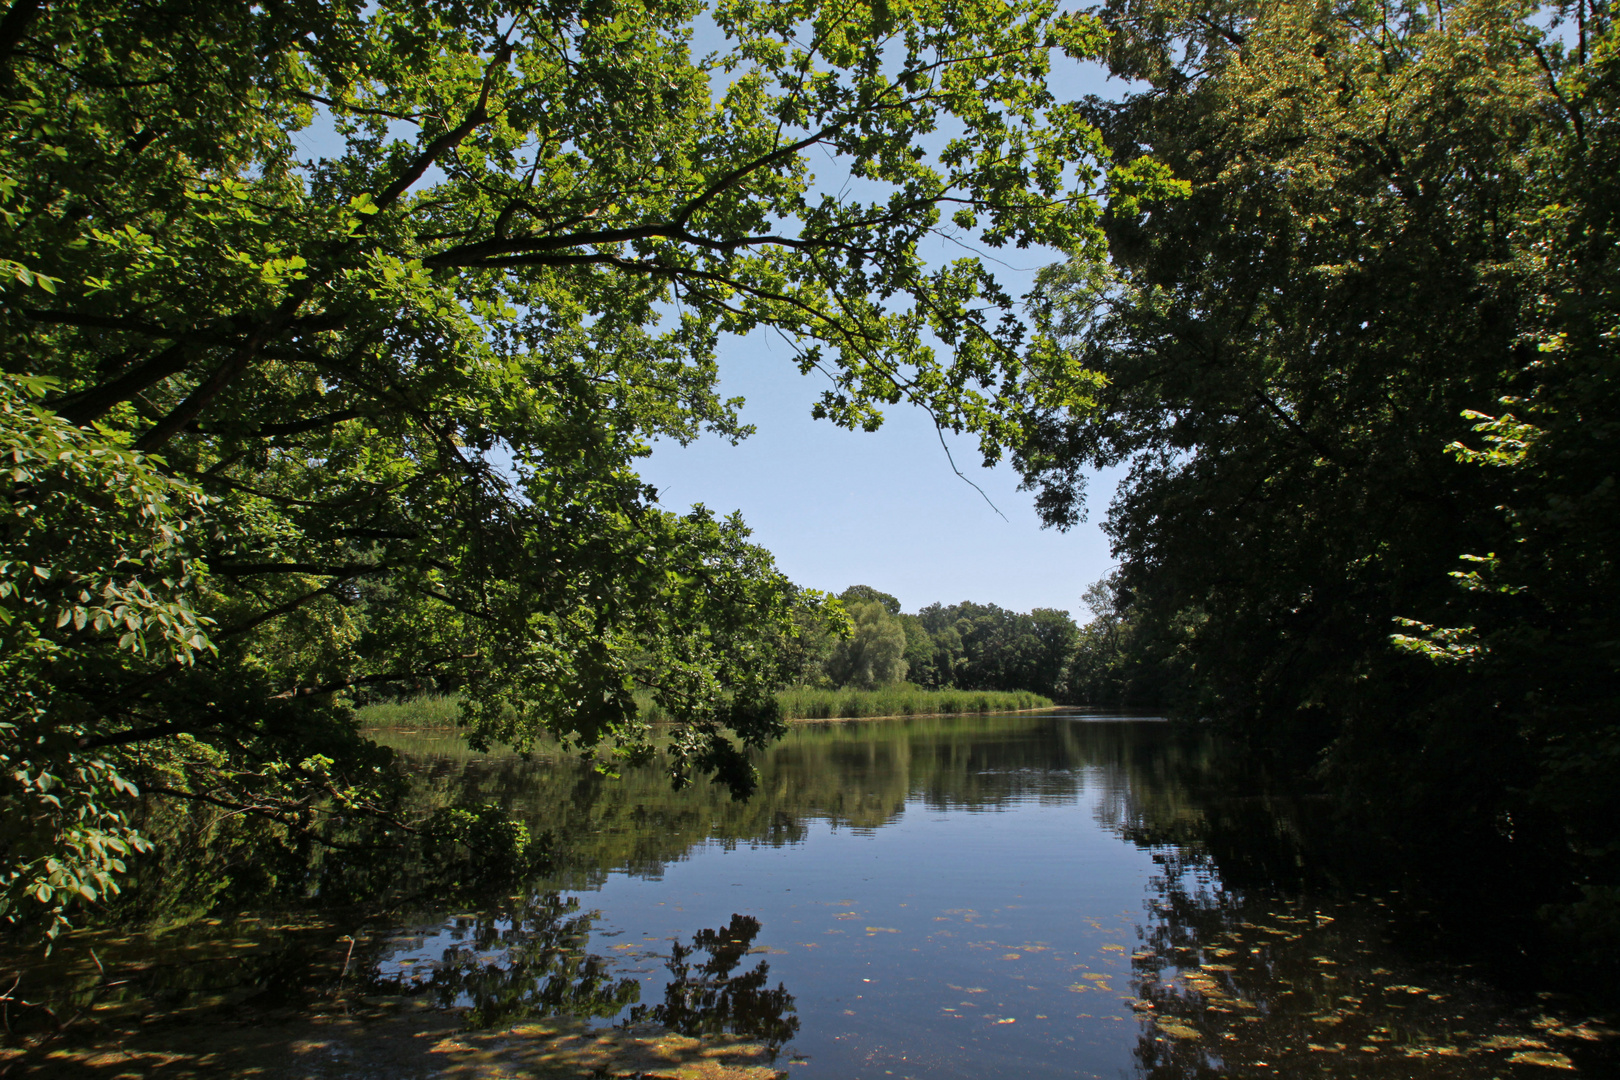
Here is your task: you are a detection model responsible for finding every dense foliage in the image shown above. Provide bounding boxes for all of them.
[1035,0,1620,951]
[1058,570,1177,707]
[784,585,1079,699]
[825,597,909,690]
[911,599,1078,695]
[9,0,1612,977]
[0,0,1180,942]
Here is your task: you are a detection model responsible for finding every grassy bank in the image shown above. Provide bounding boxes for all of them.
[775,685,1052,720]
[352,693,465,730]
[356,686,1055,733]
[632,685,1055,723]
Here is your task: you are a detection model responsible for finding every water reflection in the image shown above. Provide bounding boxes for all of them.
[629,913,800,1053]
[396,713,1194,882]
[375,715,1617,1077]
[363,892,640,1028]
[1125,853,1614,1077]
[361,899,800,1054]
[6,714,1615,1078]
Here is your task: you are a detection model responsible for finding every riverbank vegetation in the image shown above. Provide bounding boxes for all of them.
[774,686,1051,721]
[352,635,1058,730]
[1038,0,1620,971]
[628,685,1051,725]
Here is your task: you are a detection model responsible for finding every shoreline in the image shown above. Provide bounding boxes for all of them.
[364,706,1165,738]
[785,704,1071,724]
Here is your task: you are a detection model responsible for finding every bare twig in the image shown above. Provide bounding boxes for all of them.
[935,423,1007,521]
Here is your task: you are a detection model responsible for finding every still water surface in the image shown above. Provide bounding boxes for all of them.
[366,712,1610,1078]
[10,712,1616,1077]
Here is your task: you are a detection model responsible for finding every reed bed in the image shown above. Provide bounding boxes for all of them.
[775,685,1052,721]
[353,693,464,730]
[358,686,1054,733]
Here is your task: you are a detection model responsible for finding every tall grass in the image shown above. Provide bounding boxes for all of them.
[775,684,1052,721]
[358,686,1054,733]
[353,693,464,730]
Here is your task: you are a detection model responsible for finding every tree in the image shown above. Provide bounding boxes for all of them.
[838,585,901,616]
[1426,0,1620,942]
[767,599,847,689]
[1026,606,1079,696]
[930,624,966,684]
[1027,0,1544,745]
[0,0,1162,941]
[1061,571,1184,706]
[915,600,1077,696]
[896,613,940,686]
[1028,0,1618,942]
[824,599,908,689]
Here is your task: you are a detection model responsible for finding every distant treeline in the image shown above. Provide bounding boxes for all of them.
[781,586,1080,702]
[355,584,1083,725]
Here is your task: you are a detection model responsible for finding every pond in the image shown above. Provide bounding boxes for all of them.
[5,712,1616,1078]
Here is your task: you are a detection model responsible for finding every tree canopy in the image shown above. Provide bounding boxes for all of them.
[824,597,909,689]
[912,599,1077,696]
[1036,0,1620,945]
[784,586,1080,698]
[0,0,1180,942]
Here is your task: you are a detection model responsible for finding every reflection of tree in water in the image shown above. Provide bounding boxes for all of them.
[1077,728,1620,1077]
[630,914,800,1055]
[365,892,640,1029]
[1117,844,1613,1078]
[396,715,1190,884]
[1073,731,1620,1076]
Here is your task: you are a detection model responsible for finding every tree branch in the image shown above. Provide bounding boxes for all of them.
[114,45,510,448]
[1527,39,1584,147]
[214,584,339,639]
[673,128,833,229]
[134,291,310,451]
[273,658,482,699]
[52,339,197,427]
[1252,388,1342,467]
[199,407,362,439]
[369,44,510,215]
[79,718,206,751]
[210,561,394,577]
[0,0,43,81]
[422,219,836,268]
[138,785,408,847]
[22,308,171,336]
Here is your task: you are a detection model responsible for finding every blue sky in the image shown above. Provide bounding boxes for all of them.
[637,327,1121,618]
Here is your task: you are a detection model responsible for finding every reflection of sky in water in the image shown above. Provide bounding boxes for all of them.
[343,717,1609,1078]
[581,770,1156,1080]
[7,718,1608,1076]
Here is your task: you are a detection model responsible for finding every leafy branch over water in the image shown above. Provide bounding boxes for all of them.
[0,0,1138,944]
